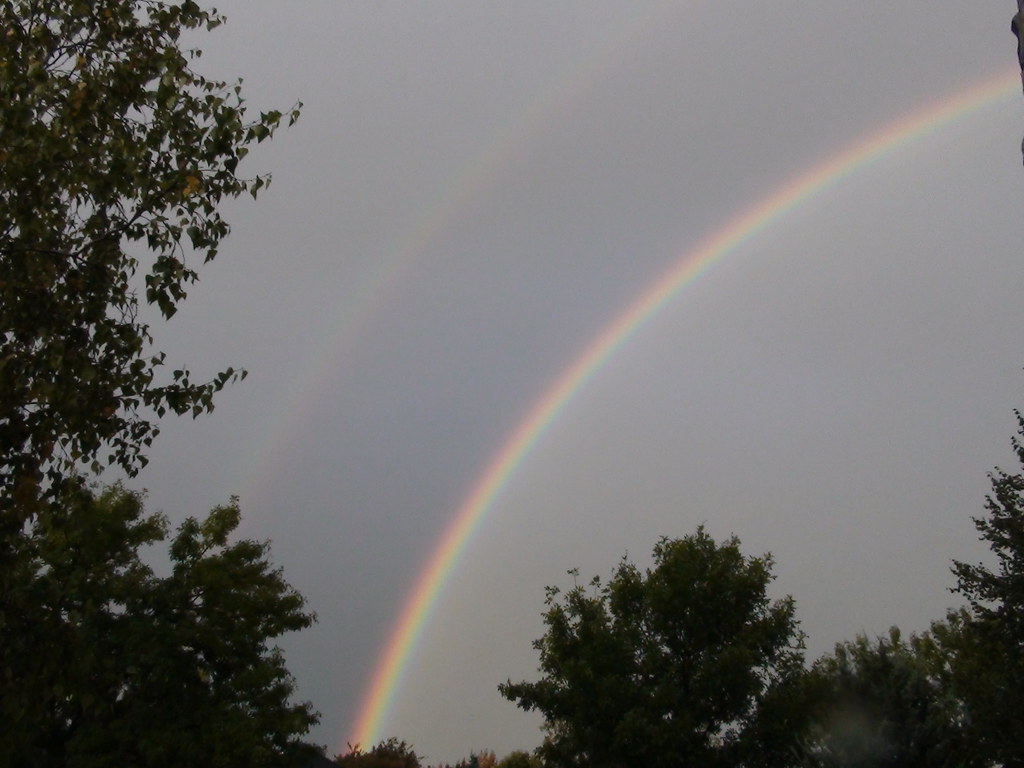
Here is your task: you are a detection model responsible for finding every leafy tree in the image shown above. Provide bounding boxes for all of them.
[800,627,977,768]
[0,0,299,519]
[945,407,1024,765]
[0,482,318,767]
[1013,3,1024,167]
[494,751,544,768]
[1014,2,1024,93]
[430,751,498,768]
[499,529,807,768]
[336,738,422,768]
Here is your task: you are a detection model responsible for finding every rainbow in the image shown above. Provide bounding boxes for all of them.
[348,70,1019,749]
[234,1,691,506]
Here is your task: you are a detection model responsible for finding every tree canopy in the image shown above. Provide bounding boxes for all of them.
[793,401,1024,766]
[1,482,318,767]
[802,627,977,768]
[336,739,424,768]
[500,530,806,768]
[0,0,299,519]
[0,3,316,763]
[944,408,1024,765]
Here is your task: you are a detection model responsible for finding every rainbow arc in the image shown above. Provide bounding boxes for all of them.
[349,70,1019,750]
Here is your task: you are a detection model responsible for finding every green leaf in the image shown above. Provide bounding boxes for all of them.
[0,0,299,514]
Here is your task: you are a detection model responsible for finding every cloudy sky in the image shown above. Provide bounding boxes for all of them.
[132,2,1024,762]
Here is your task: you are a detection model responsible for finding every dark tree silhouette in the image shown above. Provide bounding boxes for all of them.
[0,0,299,521]
[500,530,807,768]
[1013,2,1024,164]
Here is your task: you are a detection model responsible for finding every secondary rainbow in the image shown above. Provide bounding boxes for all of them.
[234,1,690,509]
[349,70,1019,749]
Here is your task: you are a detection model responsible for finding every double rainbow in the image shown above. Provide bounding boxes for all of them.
[349,70,1019,749]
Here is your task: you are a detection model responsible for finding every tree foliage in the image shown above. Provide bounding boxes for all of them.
[1013,1,1024,167]
[801,627,977,768]
[0,3,319,763]
[0,482,318,767]
[430,750,498,768]
[945,407,1024,765]
[0,0,299,517]
[494,752,543,768]
[336,738,423,768]
[500,530,806,768]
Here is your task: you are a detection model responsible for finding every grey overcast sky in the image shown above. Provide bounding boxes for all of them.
[131,2,1024,762]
